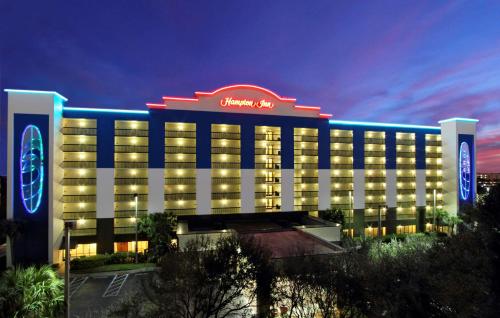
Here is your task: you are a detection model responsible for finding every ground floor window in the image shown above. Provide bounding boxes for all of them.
[365,226,386,237]
[67,243,97,259]
[396,224,416,234]
[114,240,148,253]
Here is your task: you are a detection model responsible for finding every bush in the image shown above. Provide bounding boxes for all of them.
[0,265,64,317]
[70,252,146,270]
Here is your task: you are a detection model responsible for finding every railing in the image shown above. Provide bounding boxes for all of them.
[294,191,318,198]
[61,127,97,135]
[212,177,241,185]
[61,144,97,152]
[63,212,96,219]
[165,146,196,154]
[255,148,281,155]
[164,193,196,200]
[115,178,148,185]
[165,178,196,185]
[62,178,96,186]
[61,195,96,203]
[364,138,385,144]
[330,137,353,143]
[211,147,240,154]
[114,194,148,202]
[396,139,415,145]
[330,150,353,157]
[425,152,441,158]
[294,135,318,142]
[211,132,240,139]
[364,151,386,157]
[166,208,197,215]
[165,162,196,168]
[365,164,385,170]
[212,207,241,214]
[294,149,318,156]
[295,163,317,169]
[255,133,281,141]
[165,131,196,138]
[115,145,148,153]
[115,129,148,137]
[294,177,318,183]
[255,163,281,169]
[115,162,148,168]
[212,192,241,200]
[212,162,240,169]
[426,140,441,147]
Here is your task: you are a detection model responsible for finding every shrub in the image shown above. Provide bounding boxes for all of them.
[0,265,64,317]
[70,252,147,270]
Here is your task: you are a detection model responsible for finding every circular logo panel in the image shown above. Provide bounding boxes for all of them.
[20,124,44,213]
[459,141,471,200]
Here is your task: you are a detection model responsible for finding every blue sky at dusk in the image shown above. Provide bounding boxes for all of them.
[1,0,500,175]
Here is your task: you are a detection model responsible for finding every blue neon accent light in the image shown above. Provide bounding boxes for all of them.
[63,107,149,115]
[459,141,471,200]
[329,119,440,130]
[438,117,479,124]
[20,125,44,213]
[5,89,68,102]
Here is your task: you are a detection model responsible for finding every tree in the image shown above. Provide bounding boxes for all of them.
[0,265,64,317]
[319,208,345,227]
[138,212,177,259]
[111,235,264,318]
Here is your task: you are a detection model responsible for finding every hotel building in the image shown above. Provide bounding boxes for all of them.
[4,85,478,264]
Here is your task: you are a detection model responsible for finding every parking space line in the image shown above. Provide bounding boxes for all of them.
[102,274,129,297]
[70,276,88,298]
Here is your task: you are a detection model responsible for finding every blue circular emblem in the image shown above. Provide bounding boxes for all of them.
[20,124,44,213]
[459,142,471,200]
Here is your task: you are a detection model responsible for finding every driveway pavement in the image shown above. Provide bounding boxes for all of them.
[71,271,152,318]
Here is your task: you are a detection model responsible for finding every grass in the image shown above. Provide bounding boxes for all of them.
[71,262,157,274]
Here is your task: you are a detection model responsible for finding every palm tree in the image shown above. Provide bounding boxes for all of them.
[0,265,64,317]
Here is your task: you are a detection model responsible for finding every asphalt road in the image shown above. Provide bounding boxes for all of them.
[71,272,152,318]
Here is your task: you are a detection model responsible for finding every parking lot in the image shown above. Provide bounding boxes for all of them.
[70,271,152,317]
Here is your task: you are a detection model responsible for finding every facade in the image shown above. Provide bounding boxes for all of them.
[5,85,478,264]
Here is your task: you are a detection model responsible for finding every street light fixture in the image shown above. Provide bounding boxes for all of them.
[64,221,76,318]
[433,189,437,232]
[134,193,138,264]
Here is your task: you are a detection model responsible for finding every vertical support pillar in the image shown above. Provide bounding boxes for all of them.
[196,121,211,215]
[281,125,294,211]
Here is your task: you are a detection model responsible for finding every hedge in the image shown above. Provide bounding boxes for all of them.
[70,252,146,270]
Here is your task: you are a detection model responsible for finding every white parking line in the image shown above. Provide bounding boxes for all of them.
[69,276,88,298]
[102,274,129,297]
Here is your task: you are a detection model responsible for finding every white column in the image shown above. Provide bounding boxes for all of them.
[196,169,211,215]
[416,170,426,207]
[241,169,255,213]
[353,169,365,210]
[318,169,331,210]
[440,119,478,215]
[148,168,164,213]
[96,168,115,219]
[385,169,397,208]
[281,169,294,211]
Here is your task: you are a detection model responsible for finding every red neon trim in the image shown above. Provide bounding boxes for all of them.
[146,103,166,109]
[294,105,321,111]
[319,113,333,118]
[162,96,199,102]
[195,84,296,102]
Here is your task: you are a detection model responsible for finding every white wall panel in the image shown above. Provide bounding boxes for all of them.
[318,169,331,210]
[281,169,294,211]
[385,169,397,208]
[148,168,165,213]
[96,168,115,219]
[353,169,365,210]
[196,169,211,215]
[241,169,255,213]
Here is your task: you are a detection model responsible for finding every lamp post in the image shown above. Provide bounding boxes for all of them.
[134,193,138,264]
[348,190,353,237]
[64,221,76,318]
[433,189,437,232]
[378,205,387,238]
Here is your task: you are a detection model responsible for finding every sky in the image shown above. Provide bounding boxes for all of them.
[1,0,500,175]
